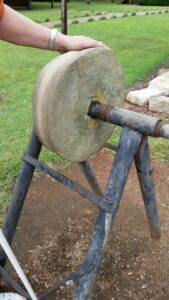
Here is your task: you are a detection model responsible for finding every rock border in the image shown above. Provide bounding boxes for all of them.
[42,8,169,28]
[126,68,169,114]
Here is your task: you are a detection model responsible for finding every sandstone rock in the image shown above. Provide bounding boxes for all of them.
[158,68,169,76]
[159,71,169,79]
[149,96,169,113]
[126,87,164,106]
[149,74,169,95]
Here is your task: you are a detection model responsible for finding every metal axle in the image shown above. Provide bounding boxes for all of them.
[88,101,169,139]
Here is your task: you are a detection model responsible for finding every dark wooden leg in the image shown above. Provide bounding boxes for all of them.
[135,136,161,239]
[73,127,142,299]
[0,129,42,267]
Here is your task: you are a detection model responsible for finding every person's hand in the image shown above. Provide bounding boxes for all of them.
[55,32,106,53]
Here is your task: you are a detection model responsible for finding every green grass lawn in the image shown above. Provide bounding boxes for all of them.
[70,14,169,84]
[18,1,169,23]
[1,12,169,213]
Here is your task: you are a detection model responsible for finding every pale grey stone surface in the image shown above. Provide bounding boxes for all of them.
[149,74,169,95]
[158,68,169,76]
[159,71,169,78]
[149,96,169,113]
[126,87,164,106]
[126,71,169,112]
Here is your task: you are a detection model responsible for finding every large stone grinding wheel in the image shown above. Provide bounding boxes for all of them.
[33,48,124,161]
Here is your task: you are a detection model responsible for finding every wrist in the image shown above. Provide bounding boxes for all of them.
[54,32,68,53]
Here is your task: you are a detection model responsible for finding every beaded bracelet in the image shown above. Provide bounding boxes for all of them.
[48,29,58,51]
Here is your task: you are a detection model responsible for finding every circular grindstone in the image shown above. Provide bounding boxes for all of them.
[33,48,124,161]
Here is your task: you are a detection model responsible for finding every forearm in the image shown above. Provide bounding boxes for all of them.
[0,4,50,49]
[0,4,104,53]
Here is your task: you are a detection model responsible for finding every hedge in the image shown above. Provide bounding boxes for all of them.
[137,0,169,5]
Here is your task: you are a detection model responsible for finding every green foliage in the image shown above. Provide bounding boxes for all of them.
[71,19,80,24]
[108,127,122,148]
[99,16,107,20]
[110,0,124,3]
[53,24,60,28]
[149,137,169,160]
[137,0,169,5]
[87,17,95,21]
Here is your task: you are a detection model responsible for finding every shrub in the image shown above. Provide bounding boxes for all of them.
[44,18,50,22]
[111,0,123,3]
[87,18,95,22]
[71,20,79,24]
[136,0,169,5]
[99,16,107,20]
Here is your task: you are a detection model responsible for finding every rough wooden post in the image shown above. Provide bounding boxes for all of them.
[135,136,161,239]
[73,127,142,299]
[0,130,42,267]
[61,0,67,34]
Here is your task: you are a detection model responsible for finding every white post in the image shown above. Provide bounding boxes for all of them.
[0,229,38,300]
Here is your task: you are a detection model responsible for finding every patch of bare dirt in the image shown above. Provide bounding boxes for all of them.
[1,149,169,300]
[0,93,6,102]
[125,101,169,121]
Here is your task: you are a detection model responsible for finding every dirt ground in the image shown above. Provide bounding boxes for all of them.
[1,147,169,300]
